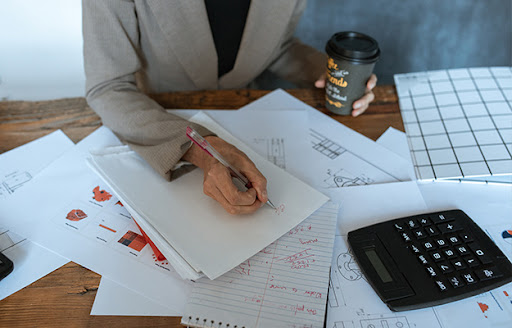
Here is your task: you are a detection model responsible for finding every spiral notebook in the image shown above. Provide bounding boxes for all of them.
[181,201,339,328]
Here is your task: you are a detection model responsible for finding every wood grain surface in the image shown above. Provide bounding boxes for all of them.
[0,87,402,327]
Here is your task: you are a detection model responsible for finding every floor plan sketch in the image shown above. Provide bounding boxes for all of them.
[311,129,346,159]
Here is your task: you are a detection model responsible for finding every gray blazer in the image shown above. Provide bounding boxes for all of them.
[83,0,325,179]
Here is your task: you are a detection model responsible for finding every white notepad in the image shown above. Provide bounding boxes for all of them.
[181,201,339,328]
[88,112,329,280]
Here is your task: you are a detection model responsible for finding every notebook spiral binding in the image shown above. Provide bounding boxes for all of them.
[182,315,246,328]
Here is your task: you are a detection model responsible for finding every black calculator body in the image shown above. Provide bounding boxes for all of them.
[0,251,14,281]
[348,210,512,311]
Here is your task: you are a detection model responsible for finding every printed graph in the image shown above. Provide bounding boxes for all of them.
[118,230,147,252]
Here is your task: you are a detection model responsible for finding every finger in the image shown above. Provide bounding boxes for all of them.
[366,74,377,90]
[352,91,375,117]
[209,164,258,206]
[238,162,268,203]
[315,73,326,88]
[210,185,263,215]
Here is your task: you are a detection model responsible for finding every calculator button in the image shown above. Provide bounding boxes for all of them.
[456,245,470,256]
[431,213,453,224]
[434,238,448,248]
[413,229,427,240]
[394,222,406,231]
[423,241,436,251]
[430,251,444,262]
[438,222,462,234]
[467,242,492,264]
[460,233,474,243]
[407,219,419,229]
[437,262,453,274]
[443,249,457,259]
[434,279,449,292]
[474,267,502,281]
[401,232,412,243]
[419,217,431,226]
[448,275,465,288]
[451,259,467,270]
[462,272,477,284]
[409,243,422,254]
[426,266,438,277]
[426,226,439,237]
[447,235,461,245]
[418,255,429,265]
[464,256,479,268]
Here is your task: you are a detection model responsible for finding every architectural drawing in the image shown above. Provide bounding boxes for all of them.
[337,251,366,282]
[324,168,374,188]
[1,171,32,195]
[253,137,286,169]
[310,129,346,159]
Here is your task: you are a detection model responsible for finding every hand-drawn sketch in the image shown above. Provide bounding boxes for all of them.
[310,129,346,159]
[253,137,286,169]
[337,250,366,282]
[1,171,32,195]
[324,168,374,188]
[334,316,410,328]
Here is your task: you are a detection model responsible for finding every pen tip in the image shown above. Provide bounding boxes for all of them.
[267,200,276,209]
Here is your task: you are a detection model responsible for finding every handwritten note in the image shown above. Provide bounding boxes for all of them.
[182,202,339,328]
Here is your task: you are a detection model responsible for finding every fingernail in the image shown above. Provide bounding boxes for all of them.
[262,190,267,199]
[353,102,362,109]
[353,110,361,117]
[369,82,376,89]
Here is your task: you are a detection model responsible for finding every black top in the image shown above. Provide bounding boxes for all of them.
[326,31,380,64]
[204,0,251,78]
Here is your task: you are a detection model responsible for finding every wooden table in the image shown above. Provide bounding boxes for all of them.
[0,87,403,327]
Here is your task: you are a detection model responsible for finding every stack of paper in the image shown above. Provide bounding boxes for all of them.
[88,111,329,280]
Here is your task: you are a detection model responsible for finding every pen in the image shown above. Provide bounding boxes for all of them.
[186,126,276,209]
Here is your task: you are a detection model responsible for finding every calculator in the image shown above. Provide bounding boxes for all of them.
[347,210,512,311]
[0,251,14,281]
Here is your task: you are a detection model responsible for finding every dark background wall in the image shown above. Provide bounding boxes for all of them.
[271,0,511,86]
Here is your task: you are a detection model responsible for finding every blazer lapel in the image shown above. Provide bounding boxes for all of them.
[219,0,299,88]
[148,0,218,90]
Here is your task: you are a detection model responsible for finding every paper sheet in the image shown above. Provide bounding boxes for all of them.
[182,202,339,328]
[239,90,414,189]
[90,277,179,316]
[0,127,193,310]
[0,130,72,300]
[394,67,512,184]
[89,112,329,279]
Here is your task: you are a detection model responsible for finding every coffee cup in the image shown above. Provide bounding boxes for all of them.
[325,31,380,115]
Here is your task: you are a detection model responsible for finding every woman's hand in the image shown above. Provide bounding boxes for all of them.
[315,73,378,117]
[182,136,268,215]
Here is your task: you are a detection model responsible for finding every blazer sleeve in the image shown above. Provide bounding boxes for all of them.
[266,0,327,88]
[82,0,214,180]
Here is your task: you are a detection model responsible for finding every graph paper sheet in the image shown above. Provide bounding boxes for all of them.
[394,67,512,183]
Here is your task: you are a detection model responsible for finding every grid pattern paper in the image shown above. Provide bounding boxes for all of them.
[394,67,512,182]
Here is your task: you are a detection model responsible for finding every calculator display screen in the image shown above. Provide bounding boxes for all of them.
[365,248,393,283]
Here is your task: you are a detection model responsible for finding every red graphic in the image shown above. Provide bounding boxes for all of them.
[116,201,124,207]
[92,186,112,202]
[118,231,147,252]
[99,224,116,233]
[478,302,489,318]
[66,209,87,221]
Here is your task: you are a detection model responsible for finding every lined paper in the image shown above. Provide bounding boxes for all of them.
[182,202,339,328]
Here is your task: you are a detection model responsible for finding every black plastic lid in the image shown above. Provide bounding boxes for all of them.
[326,31,380,64]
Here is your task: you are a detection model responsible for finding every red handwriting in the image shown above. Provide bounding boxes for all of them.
[282,249,313,263]
[299,238,318,245]
[290,304,318,316]
[304,291,322,299]
[288,223,312,235]
[234,260,251,276]
[244,295,263,303]
[274,204,286,215]
[269,284,287,290]
[291,258,315,270]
